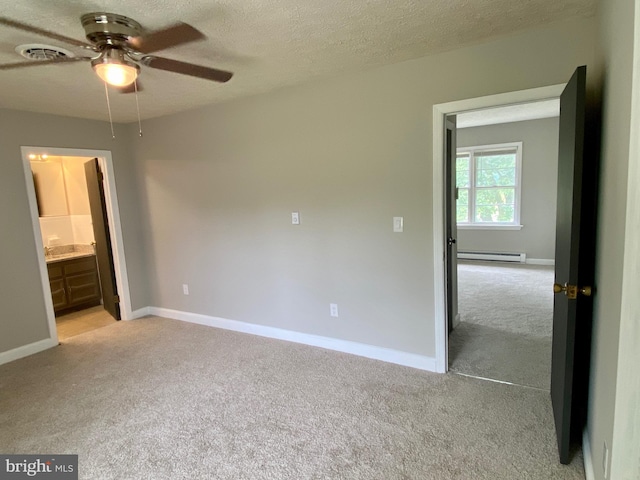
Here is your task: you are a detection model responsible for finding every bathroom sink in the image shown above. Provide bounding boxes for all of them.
[44,244,96,263]
[45,251,94,263]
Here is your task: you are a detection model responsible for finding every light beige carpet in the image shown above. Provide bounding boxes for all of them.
[0,316,583,479]
[449,261,554,390]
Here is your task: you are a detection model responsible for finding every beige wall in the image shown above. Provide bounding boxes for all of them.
[588,0,636,478]
[610,0,640,473]
[456,117,559,260]
[62,156,92,216]
[30,156,94,248]
[0,109,148,355]
[29,156,93,218]
[130,16,598,358]
[30,158,68,217]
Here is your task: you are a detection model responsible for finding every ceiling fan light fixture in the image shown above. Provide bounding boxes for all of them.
[94,62,138,87]
[91,48,139,87]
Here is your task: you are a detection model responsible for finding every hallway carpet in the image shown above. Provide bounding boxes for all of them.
[0,316,583,479]
[449,261,554,390]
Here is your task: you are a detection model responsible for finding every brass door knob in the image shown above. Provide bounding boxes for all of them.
[579,286,592,296]
[553,283,593,299]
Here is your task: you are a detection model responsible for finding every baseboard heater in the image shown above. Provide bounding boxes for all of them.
[457,251,526,263]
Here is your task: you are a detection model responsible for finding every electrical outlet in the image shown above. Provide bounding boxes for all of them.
[292,212,300,225]
[603,441,610,479]
[182,284,189,295]
[330,303,339,317]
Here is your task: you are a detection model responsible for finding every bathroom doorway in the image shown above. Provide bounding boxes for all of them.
[22,147,132,343]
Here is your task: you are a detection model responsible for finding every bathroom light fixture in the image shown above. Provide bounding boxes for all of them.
[91,47,139,87]
[28,154,48,161]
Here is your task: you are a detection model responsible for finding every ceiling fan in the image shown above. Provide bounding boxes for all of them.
[0,12,233,90]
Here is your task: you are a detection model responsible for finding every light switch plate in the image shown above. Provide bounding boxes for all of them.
[393,216,404,233]
[292,212,300,225]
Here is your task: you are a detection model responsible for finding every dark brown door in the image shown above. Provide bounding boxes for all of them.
[85,158,121,320]
[551,65,597,464]
[445,116,459,335]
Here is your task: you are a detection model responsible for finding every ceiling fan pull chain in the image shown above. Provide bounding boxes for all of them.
[103,81,116,139]
[134,80,143,137]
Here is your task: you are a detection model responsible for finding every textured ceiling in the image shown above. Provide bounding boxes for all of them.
[0,0,596,122]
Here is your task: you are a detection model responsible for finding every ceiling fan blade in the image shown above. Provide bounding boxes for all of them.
[141,56,233,83]
[0,17,92,49]
[129,22,205,54]
[0,56,91,70]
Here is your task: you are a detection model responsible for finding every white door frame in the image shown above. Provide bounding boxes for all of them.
[431,84,566,373]
[21,146,134,343]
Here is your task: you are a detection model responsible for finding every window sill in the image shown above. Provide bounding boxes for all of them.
[457,224,523,231]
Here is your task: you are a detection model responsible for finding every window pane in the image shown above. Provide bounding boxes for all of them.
[476,152,517,190]
[457,188,468,204]
[475,204,498,222]
[474,205,515,223]
[456,205,469,223]
[475,187,515,223]
[498,205,515,222]
[475,188,515,206]
[456,156,470,188]
[456,188,469,223]
[476,153,516,170]
[456,155,469,169]
[476,167,516,187]
[475,205,514,223]
[456,171,469,188]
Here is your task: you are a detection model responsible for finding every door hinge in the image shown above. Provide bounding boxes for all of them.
[114,295,120,304]
[98,171,104,182]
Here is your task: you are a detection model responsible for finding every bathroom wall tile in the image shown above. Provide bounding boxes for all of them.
[71,214,95,245]
[39,216,74,246]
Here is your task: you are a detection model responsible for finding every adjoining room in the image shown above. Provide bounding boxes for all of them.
[447,105,559,391]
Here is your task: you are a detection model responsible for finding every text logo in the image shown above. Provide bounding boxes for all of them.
[0,455,77,479]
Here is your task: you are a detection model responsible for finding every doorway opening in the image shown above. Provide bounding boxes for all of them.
[21,147,133,343]
[432,84,565,375]
[446,102,560,390]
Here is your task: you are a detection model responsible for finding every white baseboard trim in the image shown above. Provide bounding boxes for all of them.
[583,429,595,480]
[147,306,437,372]
[0,337,58,366]
[130,306,151,319]
[525,258,555,266]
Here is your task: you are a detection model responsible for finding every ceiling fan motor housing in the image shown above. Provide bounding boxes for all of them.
[90,46,139,72]
[81,12,144,50]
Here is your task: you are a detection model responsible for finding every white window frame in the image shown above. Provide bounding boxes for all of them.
[456,141,523,230]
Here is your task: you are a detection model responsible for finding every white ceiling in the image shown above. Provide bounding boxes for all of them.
[457,99,560,128]
[0,0,596,122]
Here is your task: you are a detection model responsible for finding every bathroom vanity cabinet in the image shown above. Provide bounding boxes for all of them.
[47,255,101,314]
